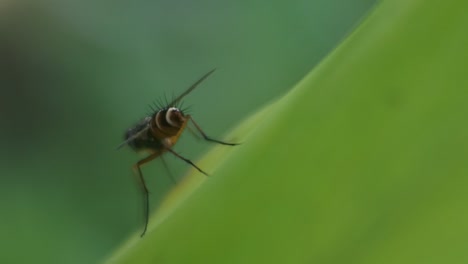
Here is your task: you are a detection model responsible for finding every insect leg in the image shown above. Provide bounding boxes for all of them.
[166,148,209,176]
[186,125,202,140]
[160,155,177,184]
[133,152,161,237]
[189,117,239,146]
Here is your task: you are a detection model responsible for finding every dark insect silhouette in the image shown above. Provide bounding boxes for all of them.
[118,69,238,236]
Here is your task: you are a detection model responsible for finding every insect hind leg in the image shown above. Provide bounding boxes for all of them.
[133,152,161,237]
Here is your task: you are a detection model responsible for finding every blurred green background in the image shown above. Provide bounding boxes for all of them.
[0,0,376,263]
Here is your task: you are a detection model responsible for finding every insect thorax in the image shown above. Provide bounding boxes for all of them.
[125,107,186,151]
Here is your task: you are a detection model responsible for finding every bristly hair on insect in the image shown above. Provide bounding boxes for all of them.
[117,69,239,237]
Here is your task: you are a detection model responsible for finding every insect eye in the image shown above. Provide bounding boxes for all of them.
[166,107,184,127]
[167,107,182,115]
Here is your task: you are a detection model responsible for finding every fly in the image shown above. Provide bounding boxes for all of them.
[118,69,238,236]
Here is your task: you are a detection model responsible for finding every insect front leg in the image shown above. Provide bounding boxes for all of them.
[188,116,239,146]
[166,147,209,176]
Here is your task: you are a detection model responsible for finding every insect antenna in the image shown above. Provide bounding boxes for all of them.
[167,69,216,107]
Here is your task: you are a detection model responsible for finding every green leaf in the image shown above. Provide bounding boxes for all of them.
[106,0,468,263]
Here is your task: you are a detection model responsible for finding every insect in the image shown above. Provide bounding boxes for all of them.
[117,69,238,237]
